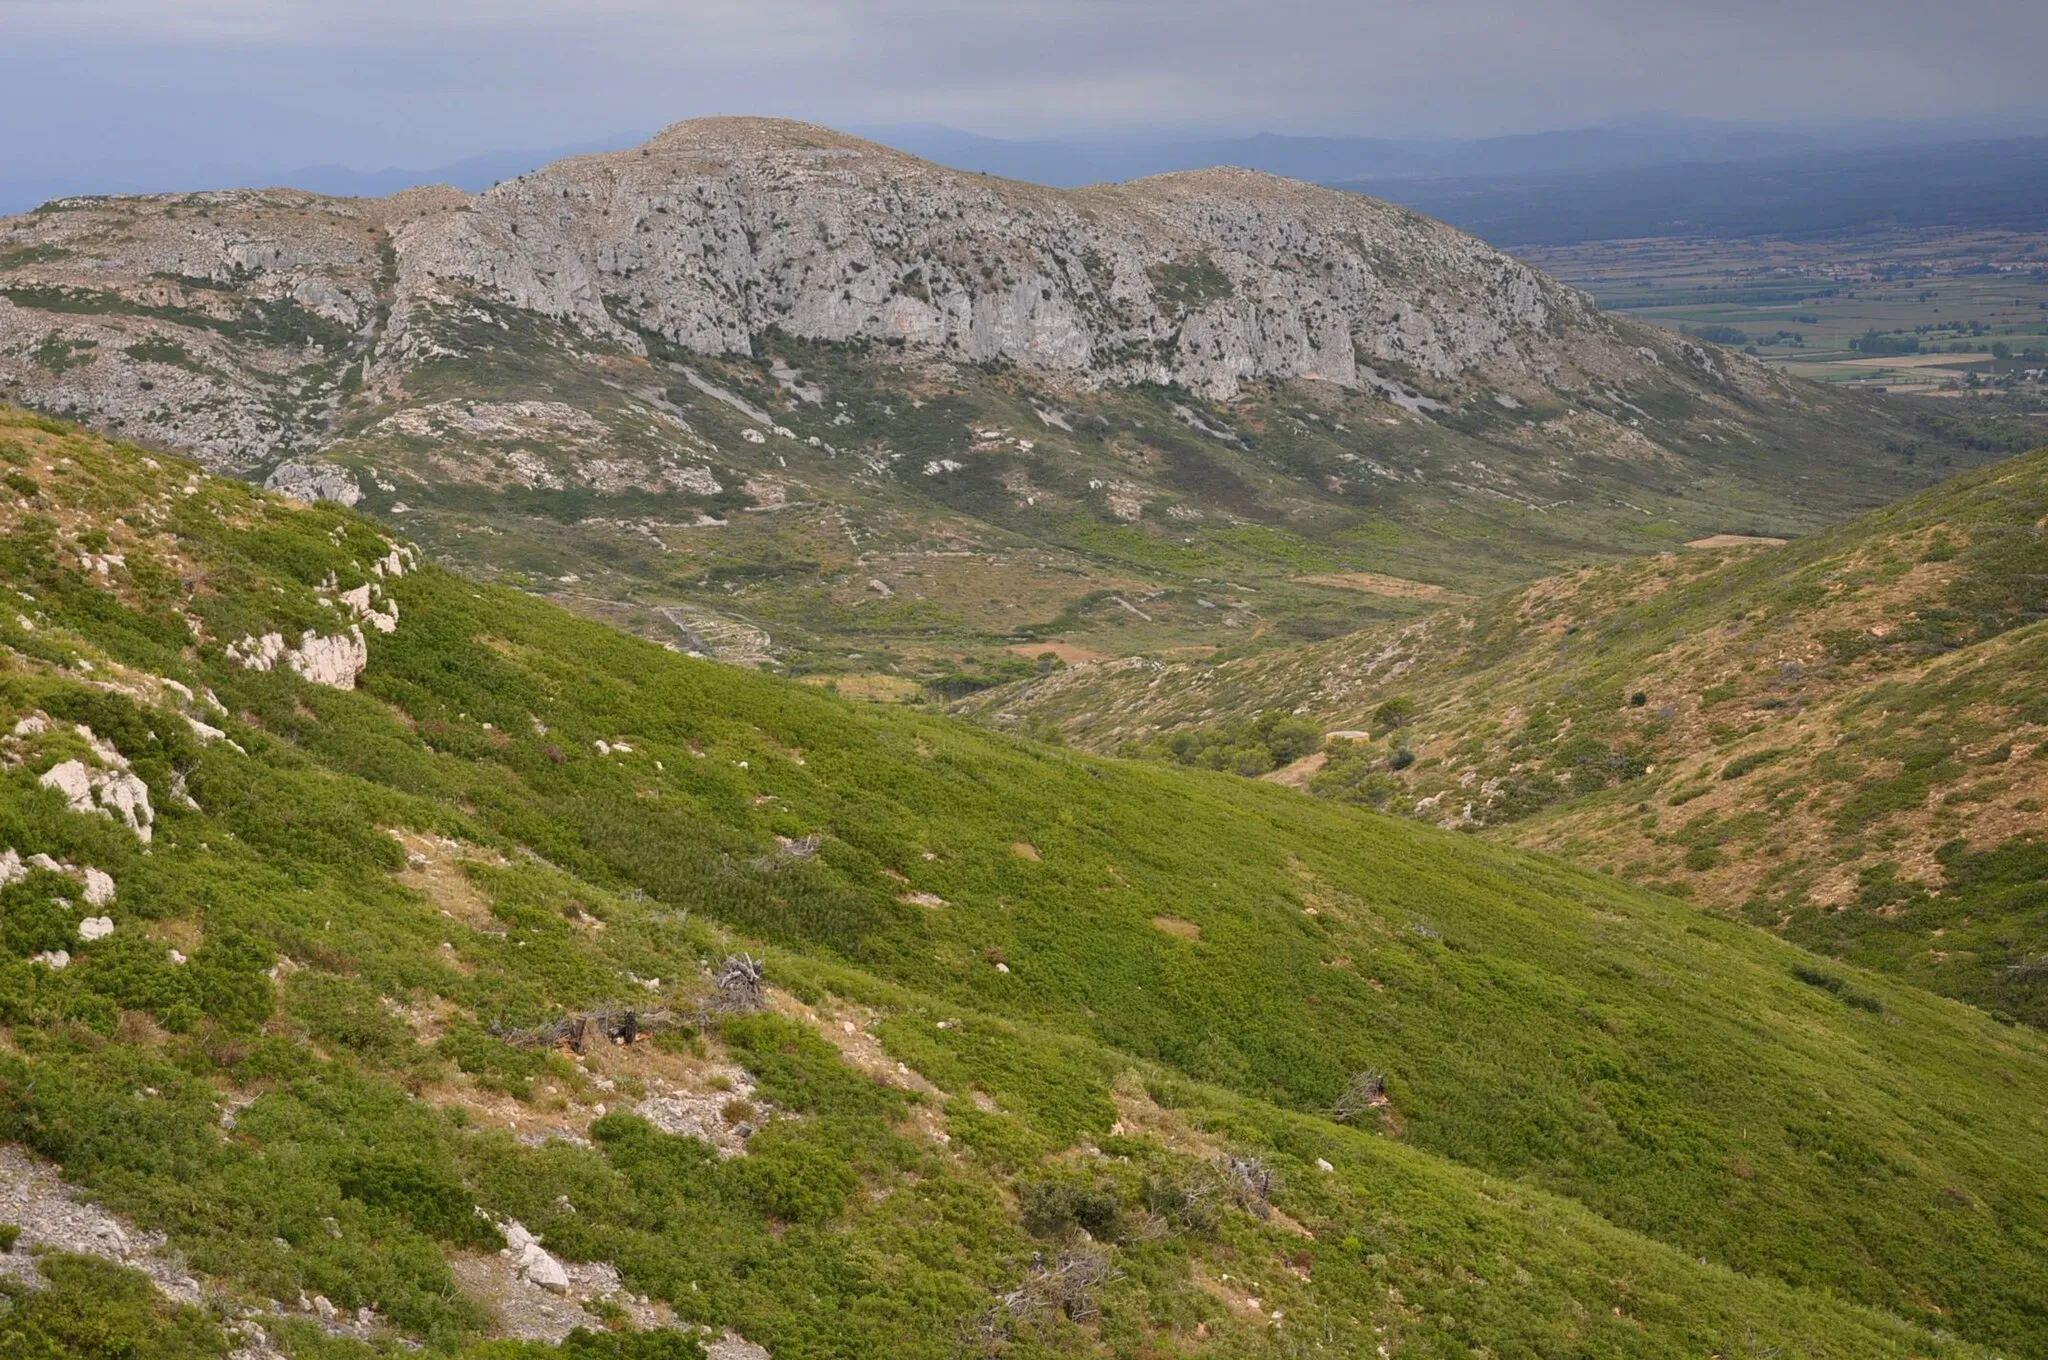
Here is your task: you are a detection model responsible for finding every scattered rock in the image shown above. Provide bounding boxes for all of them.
[707,1332,772,1360]
[0,1143,201,1304]
[338,583,399,634]
[81,867,116,906]
[453,1221,673,1343]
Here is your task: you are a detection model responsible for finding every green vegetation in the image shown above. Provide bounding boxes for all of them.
[1681,323,1749,346]
[1123,707,1322,775]
[0,408,2045,1357]
[1145,254,1234,312]
[0,1254,231,1360]
[988,439,2048,1037]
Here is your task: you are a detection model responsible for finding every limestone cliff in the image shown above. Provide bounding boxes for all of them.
[0,118,1727,469]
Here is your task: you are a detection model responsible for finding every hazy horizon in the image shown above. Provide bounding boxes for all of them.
[4,0,2044,184]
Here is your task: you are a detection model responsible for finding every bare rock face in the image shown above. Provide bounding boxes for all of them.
[0,118,1687,470]
[0,190,388,467]
[398,118,1600,401]
[265,459,363,506]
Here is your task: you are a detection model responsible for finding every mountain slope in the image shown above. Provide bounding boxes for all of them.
[976,444,2048,1022]
[0,119,2009,677]
[4,407,2048,1356]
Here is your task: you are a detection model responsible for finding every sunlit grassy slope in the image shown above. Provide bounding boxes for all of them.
[2,405,2045,1358]
[986,444,2048,1025]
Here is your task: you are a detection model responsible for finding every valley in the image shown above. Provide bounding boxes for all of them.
[0,120,2020,687]
[0,115,2045,1360]
[2,405,2046,1358]
[974,442,2048,1025]
[1521,227,2048,396]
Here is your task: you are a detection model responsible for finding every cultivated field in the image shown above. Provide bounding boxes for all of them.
[1522,227,2048,394]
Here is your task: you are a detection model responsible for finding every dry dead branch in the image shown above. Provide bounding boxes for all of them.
[987,1248,1120,1334]
[1219,1154,1274,1217]
[712,953,767,1014]
[1331,1068,1387,1123]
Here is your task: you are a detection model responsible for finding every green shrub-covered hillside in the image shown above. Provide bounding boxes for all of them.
[984,444,2048,1024]
[1,405,2045,1358]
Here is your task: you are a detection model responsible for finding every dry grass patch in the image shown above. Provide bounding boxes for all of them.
[1685,534,1788,550]
[388,829,506,932]
[1295,571,1462,600]
[800,672,922,702]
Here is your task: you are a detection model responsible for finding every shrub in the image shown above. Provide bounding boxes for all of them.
[185,933,278,1031]
[287,973,413,1062]
[0,1252,229,1359]
[1138,1170,1221,1234]
[1721,749,1787,781]
[338,1149,503,1249]
[436,1024,548,1100]
[720,1013,905,1118]
[1684,324,1749,346]
[727,1121,862,1224]
[1132,708,1325,777]
[1792,964,1883,1014]
[1020,1177,1122,1240]
[548,1330,709,1360]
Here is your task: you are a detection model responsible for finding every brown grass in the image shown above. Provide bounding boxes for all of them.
[1295,571,1461,600]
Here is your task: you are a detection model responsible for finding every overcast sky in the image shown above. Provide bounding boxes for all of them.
[4,0,2046,175]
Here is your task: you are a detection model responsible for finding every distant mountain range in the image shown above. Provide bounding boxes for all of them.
[9,116,2044,218]
[0,133,644,215]
[853,121,1833,188]
[1354,137,2048,245]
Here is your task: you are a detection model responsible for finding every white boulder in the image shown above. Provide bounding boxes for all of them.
[230,627,370,690]
[39,760,155,843]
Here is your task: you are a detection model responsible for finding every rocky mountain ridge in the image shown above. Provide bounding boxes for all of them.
[0,117,1998,679]
[0,117,1730,471]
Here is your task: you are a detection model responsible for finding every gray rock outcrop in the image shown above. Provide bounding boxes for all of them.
[0,118,1702,470]
[265,460,363,506]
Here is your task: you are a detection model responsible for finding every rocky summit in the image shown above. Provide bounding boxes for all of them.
[0,117,1710,467]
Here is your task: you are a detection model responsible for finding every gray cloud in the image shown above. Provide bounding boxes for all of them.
[2,0,2043,179]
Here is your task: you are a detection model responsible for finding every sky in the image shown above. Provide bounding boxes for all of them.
[3,0,2046,178]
